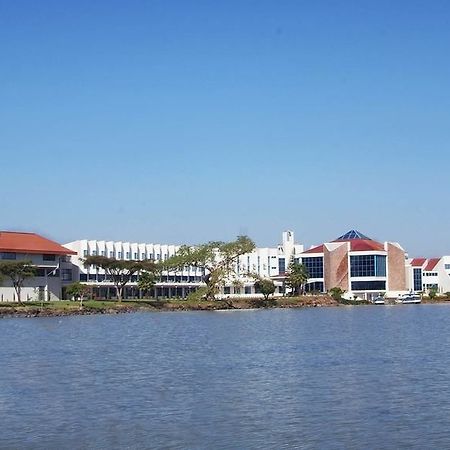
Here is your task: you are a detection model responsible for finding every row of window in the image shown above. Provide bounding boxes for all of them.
[223,285,284,295]
[0,253,56,261]
[351,281,386,291]
[31,268,73,280]
[423,272,438,277]
[302,257,324,279]
[83,250,169,261]
[350,255,386,278]
[79,274,205,283]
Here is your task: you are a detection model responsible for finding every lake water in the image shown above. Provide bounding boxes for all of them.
[2,305,450,449]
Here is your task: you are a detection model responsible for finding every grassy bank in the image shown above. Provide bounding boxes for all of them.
[0,295,339,318]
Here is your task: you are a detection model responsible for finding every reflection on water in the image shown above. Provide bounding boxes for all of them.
[2,305,450,449]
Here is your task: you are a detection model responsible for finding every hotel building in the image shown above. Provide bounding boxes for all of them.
[1,228,448,302]
[63,231,304,299]
[0,231,76,302]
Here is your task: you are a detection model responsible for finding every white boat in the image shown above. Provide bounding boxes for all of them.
[372,296,385,305]
[396,293,421,304]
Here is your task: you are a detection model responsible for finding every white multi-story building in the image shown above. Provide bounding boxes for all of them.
[406,256,450,294]
[63,231,304,299]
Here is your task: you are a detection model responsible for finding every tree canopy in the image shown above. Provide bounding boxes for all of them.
[137,271,157,298]
[65,281,91,307]
[163,235,255,300]
[254,277,276,301]
[0,260,36,304]
[83,256,157,301]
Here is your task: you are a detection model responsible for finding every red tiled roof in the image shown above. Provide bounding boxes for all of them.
[302,239,384,255]
[0,231,76,255]
[349,239,384,252]
[424,258,441,271]
[302,244,324,254]
[411,258,427,267]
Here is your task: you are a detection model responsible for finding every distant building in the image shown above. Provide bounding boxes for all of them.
[300,230,407,300]
[0,231,76,302]
[64,231,303,299]
[406,256,450,294]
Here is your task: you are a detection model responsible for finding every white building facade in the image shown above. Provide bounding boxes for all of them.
[63,231,303,299]
[406,256,450,295]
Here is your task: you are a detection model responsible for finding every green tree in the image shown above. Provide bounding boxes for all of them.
[83,256,157,302]
[0,260,36,304]
[286,261,309,296]
[138,271,157,298]
[65,282,91,307]
[254,278,276,301]
[428,287,438,299]
[163,235,255,301]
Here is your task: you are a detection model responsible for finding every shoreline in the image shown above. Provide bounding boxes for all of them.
[0,296,339,319]
[0,296,447,319]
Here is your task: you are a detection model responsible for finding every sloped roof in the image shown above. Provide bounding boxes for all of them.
[0,231,76,255]
[424,258,441,271]
[301,229,387,255]
[334,229,384,251]
[411,258,427,267]
[302,244,324,254]
[349,239,384,251]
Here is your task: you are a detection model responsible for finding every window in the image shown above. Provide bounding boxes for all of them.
[61,269,73,281]
[224,287,231,295]
[43,254,56,261]
[302,257,323,278]
[279,258,286,274]
[79,274,87,281]
[350,255,386,277]
[83,250,88,257]
[1,252,16,260]
[244,286,252,295]
[126,252,130,259]
[234,286,241,295]
[413,268,422,292]
[445,264,450,270]
[134,252,138,259]
[351,281,386,291]
[305,281,324,293]
[118,252,123,259]
[110,251,115,258]
[92,251,97,256]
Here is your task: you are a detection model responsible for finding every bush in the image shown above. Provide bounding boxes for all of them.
[329,287,345,302]
[186,287,208,302]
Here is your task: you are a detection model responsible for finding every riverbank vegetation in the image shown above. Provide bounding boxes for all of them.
[0,295,338,318]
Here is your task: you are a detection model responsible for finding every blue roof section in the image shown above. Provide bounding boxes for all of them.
[335,230,371,241]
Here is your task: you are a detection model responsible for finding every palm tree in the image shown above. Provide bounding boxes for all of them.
[286,261,309,296]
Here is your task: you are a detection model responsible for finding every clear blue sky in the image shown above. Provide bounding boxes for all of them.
[1,0,449,257]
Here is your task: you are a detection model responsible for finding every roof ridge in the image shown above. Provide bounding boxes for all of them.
[0,231,37,235]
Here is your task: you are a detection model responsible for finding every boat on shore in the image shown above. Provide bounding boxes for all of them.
[371,296,386,305]
[396,293,422,304]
